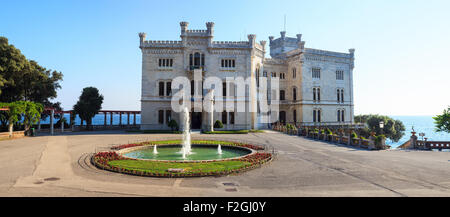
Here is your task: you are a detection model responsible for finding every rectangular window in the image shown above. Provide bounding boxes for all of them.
[159,82,165,96]
[158,58,173,68]
[166,82,171,96]
[312,68,321,79]
[230,112,235,124]
[280,90,285,100]
[336,70,344,80]
[221,59,235,68]
[222,112,227,124]
[166,110,171,124]
[223,82,227,97]
[158,110,164,124]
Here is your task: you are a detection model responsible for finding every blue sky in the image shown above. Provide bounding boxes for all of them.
[1,0,449,116]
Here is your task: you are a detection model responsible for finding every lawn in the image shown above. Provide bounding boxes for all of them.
[108,159,250,174]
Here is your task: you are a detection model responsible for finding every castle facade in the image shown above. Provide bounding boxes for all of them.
[139,22,355,130]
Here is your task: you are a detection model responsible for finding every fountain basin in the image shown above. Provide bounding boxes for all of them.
[92,140,273,178]
[120,144,253,162]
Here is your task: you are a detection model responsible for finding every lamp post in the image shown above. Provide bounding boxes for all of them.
[379,121,384,136]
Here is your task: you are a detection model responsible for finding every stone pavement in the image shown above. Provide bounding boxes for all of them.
[1,130,450,197]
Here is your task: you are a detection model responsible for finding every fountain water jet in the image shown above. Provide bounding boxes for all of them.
[217,144,222,155]
[180,107,192,159]
[153,145,158,154]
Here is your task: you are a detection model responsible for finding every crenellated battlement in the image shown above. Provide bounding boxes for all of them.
[141,40,183,48]
[186,29,207,33]
[211,41,250,48]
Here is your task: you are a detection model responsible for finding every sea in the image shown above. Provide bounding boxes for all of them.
[39,114,449,149]
[389,116,450,148]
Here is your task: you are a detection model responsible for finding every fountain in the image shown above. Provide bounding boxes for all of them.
[217,144,222,155]
[153,145,158,154]
[181,107,192,159]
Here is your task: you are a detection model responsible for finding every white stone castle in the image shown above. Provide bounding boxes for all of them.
[139,22,355,131]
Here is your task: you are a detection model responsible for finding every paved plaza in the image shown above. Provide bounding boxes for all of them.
[0,131,450,197]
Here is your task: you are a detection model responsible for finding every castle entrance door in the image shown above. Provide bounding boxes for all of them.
[191,111,202,129]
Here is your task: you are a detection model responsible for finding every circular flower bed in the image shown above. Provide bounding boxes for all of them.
[92,140,272,178]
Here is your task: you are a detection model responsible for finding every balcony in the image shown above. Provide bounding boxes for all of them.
[186,65,206,73]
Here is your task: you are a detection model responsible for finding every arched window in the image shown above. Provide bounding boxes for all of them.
[293,68,297,79]
[337,89,340,102]
[256,67,260,87]
[279,111,286,124]
[313,110,317,122]
[280,90,285,100]
[317,88,321,101]
[313,87,320,101]
[337,110,341,122]
[293,110,297,123]
[194,52,201,67]
[201,54,205,66]
[293,87,297,101]
[159,82,165,96]
[317,109,321,122]
[313,88,316,101]
[341,109,345,122]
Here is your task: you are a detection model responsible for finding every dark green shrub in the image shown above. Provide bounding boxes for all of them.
[214,120,224,129]
[375,134,386,149]
[286,124,296,130]
[168,119,178,131]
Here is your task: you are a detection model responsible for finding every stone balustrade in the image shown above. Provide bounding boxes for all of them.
[272,124,385,150]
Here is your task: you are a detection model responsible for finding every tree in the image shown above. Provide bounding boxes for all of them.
[433,107,450,133]
[0,102,24,136]
[73,87,103,130]
[22,101,43,134]
[354,114,405,142]
[0,37,63,126]
[0,101,42,136]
